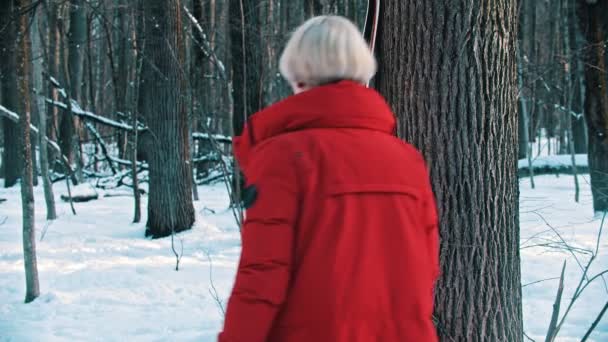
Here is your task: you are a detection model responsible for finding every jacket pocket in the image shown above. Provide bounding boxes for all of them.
[326,183,421,199]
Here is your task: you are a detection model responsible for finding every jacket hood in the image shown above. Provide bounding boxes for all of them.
[233,80,396,167]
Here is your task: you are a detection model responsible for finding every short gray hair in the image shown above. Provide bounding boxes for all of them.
[279,16,377,87]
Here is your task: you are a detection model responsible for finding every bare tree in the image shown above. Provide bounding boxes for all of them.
[0,0,21,188]
[35,1,57,220]
[376,1,522,340]
[139,0,195,238]
[16,0,40,303]
[577,0,608,212]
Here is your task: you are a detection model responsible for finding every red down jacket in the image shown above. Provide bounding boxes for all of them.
[219,80,439,342]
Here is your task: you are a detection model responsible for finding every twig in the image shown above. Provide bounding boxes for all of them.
[545,260,566,342]
[205,251,226,316]
[39,220,53,241]
[580,300,608,342]
[171,234,183,271]
[522,277,561,288]
[524,331,537,342]
[531,212,587,274]
[553,213,608,336]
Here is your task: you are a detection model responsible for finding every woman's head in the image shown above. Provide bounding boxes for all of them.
[279,16,377,94]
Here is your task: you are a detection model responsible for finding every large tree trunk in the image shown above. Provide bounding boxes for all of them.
[16,0,40,304]
[376,1,522,340]
[0,0,21,188]
[577,0,608,212]
[140,0,195,238]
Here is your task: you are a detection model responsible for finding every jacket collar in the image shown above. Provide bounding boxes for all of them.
[233,80,396,168]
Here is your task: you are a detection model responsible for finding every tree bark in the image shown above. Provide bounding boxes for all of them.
[304,0,323,17]
[0,0,21,187]
[16,0,41,303]
[35,1,57,220]
[571,17,588,154]
[577,0,608,212]
[46,0,61,167]
[229,0,264,137]
[376,1,522,340]
[69,0,86,182]
[139,0,195,238]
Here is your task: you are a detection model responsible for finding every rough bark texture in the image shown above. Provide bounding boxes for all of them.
[376,1,522,341]
[0,0,21,187]
[577,0,608,212]
[16,0,40,303]
[139,0,195,238]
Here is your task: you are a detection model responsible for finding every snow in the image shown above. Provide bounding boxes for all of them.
[520,175,608,341]
[0,175,606,341]
[0,181,239,341]
[519,154,588,170]
[60,183,98,201]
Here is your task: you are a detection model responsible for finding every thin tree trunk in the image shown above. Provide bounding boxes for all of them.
[229,0,264,217]
[131,2,142,224]
[35,1,57,220]
[46,1,61,168]
[577,0,608,212]
[140,0,195,238]
[571,22,588,154]
[519,47,536,189]
[376,1,523,340]
[68,0,86,182]
[564,0,580,203]
[0,0,21,188]
[59,14,79,186]
[16,0,40,303]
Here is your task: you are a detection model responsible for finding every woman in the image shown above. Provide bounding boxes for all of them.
[219,16,439,342]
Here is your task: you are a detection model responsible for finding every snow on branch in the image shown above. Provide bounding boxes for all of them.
[192,132,232,144]
[183,5,227,77]
[1,103,41,135]
[0,103,70,164]
[46,99,143,132]
[0,104,20,123]
[49,76,67,98]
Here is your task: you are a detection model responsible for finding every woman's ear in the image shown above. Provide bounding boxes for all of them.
[292,82,310,94]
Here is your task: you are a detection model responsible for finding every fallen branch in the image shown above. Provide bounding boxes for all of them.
[46,98,142,132]
[84,122,117,175]
[1,103,72,168]
[192,132,232,144]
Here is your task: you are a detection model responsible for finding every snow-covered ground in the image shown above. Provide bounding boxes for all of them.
[518,154,588,170]
[0,174,606,341]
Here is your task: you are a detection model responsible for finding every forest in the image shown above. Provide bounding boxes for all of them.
[1,0,607,341]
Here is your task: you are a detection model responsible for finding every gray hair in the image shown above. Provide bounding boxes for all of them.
[279,16,377,87]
